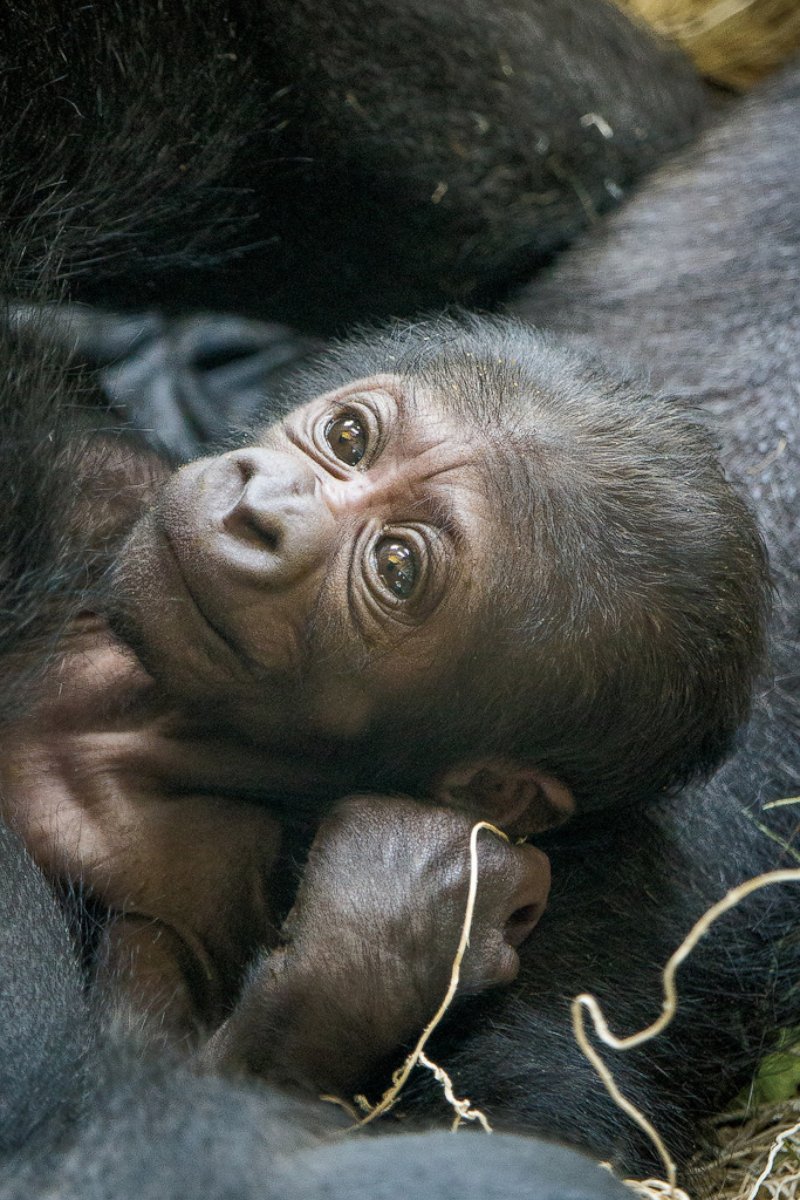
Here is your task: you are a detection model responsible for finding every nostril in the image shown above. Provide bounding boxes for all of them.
[223,479,283,552]
[237,504,282,552]
[504,902,543,949]
[220,449,324,578]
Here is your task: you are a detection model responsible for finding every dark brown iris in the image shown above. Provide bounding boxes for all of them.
[375,539,417,599]
[326,413,366,465]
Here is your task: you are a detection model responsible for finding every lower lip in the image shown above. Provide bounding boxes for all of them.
[161,527,241,659]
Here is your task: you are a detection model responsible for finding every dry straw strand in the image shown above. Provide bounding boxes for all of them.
[622,1176,692,1200]
[694,1098,800,1200]
[418,1050,493,1132]
[354,820,508,1129]
[746,1119,800,1200]
[613,0,800,89]
[573,868,800,1189]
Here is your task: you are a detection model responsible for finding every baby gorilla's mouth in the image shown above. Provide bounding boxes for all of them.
[161,526,244,663]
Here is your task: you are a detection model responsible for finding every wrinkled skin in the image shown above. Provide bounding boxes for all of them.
[111,377,494,748]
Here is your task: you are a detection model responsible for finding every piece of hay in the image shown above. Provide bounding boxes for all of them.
[612,0,800,89]
[573,868,800,1189]
[690,1099,800,1200]
[353,820,507,1131]
[620,1174,693,1200]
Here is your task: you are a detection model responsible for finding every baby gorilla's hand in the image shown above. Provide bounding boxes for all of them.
[203,795,550,1098]
[287,794,550,995]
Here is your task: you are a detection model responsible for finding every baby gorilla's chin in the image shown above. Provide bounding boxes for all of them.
[106,514,236,707]
[105,519,309,745]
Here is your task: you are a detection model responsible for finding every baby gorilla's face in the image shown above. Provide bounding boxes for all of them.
[104,310,768,814]
[111,375,495,752]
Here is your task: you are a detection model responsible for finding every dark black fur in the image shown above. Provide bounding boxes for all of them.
[0,3,796,1197]
[0,0,705,335]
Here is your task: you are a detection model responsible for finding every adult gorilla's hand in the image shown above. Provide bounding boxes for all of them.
[203,795,550,1098]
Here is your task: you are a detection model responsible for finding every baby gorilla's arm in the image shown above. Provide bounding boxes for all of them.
[203,795,550,1099]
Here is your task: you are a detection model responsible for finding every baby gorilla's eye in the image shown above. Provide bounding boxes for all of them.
[326,413,367,466]
[374,539,418,599]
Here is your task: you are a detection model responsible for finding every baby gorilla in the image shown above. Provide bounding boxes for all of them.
[112,316,766,811]
[0,315,767,1095]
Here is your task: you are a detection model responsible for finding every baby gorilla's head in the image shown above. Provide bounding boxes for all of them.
[111,315,767,821]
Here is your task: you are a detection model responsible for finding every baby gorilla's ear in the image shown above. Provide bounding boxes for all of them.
[434,759,574,836]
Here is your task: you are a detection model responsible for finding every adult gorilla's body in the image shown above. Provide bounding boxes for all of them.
[0,3,797,1199]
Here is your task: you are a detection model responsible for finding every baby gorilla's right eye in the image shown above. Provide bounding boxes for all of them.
[374,539,418,599]
[325,413,366,466]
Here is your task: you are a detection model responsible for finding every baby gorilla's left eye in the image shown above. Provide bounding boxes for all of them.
[374,539,418,599]
[326,413,366,466]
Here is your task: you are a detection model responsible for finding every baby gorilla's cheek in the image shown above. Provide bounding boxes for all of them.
[304,677,375,740]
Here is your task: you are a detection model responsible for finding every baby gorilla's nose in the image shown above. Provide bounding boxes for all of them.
[229,449,313,546]
[221,448,331,585]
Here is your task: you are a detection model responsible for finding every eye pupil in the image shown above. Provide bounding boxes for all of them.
[326,414,366,466]
[375,539,417,599]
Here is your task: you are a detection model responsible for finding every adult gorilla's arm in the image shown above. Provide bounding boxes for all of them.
[0,823,89,1155]
[1,0,708,459]
[2,0,706,336]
